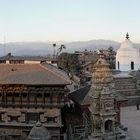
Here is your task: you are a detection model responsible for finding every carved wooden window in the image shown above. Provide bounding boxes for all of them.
[29,93,35,103]
[15,93,20,97]
[45,93,50,97]
[37,93,42,98]
[26,112,40,123]
[9,116,19,122]
[47,117,56,123]
[22,93,27,98]
[6,93,13,103]
[7,93,12,97]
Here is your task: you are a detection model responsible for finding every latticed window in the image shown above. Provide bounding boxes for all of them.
[26,112,40,123]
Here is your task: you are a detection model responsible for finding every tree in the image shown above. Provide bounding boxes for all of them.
[59,44,66,52]
[58,53,80,75]
[56,44,66,57]
[108,46,113,52]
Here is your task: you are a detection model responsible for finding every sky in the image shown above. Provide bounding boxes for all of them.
[0,0,140,43]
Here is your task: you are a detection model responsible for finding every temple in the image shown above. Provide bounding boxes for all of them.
[88,56,117,139]
[88,55,130,140]
[68,54,129,139]
[0,63,71,140]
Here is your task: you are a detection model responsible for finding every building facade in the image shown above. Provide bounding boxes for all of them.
[0,63,71,140]
[0,53,58,65]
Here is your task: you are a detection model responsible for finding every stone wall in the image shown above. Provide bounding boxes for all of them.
[114,76,139,106]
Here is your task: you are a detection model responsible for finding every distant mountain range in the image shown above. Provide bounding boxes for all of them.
[0,40,140,56]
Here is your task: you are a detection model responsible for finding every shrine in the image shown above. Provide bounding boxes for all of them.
[88,55,130,140]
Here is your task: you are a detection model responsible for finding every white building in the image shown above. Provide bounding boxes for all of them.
[116,33,140,71]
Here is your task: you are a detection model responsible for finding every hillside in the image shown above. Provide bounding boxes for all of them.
[0,40,140,56]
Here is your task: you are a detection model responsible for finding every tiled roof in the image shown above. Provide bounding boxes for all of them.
[0,63,71,85]
[0,54,57,61]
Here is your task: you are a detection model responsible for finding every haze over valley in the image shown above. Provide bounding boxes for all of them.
[0,40,122,56]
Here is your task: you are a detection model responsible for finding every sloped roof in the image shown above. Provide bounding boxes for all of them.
[0,63,71,85]
[69,85,127,106]
[68,85,91,106]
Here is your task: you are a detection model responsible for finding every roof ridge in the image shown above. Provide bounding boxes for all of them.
[39,64,71,85]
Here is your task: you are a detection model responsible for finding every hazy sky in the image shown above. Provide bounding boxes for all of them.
[0,0,140,43]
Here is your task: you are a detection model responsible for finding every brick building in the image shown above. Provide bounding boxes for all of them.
[0,63,71,140]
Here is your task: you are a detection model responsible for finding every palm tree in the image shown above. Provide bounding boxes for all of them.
[59,44,66,53]
[56,44,66,58]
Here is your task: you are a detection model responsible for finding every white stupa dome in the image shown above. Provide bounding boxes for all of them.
[116,33,140,71]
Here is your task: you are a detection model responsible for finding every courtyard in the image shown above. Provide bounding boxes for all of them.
[121,106,140,140]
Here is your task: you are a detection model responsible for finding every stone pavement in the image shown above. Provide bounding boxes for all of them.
[121,106,140,140]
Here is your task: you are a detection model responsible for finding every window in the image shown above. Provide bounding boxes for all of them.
[131,61,134,70]
[7,93,12,97]
[9,116,19,122]
[15,93,19,97]
[37,93,42,98]
[26,113,40,123]
[9,60,24,64]
[118,61,120,70]
[22,93,27,98]
[105,120,113,132]
[47,117,56,123]
[86,68,89,71]
[45,93,50,97]
[0,113,3,122]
